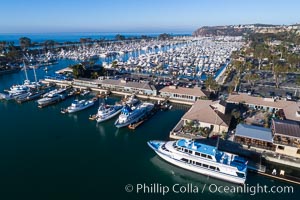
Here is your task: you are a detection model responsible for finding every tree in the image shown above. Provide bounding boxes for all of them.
[273,64,287,88]
[227,85,234,94]
[244,73,259,86]
[232,60,244,75]
[0,41,7,52]
[71,64,85,78]
[115,34,125,41]
[158,33,172,40]
[91,72,98,79]
[231,109,241,123]
[111,60,118,68]
[43,40,55,50]
[233,76,240,92]
[19,37,31,50]
[205,76,219,92]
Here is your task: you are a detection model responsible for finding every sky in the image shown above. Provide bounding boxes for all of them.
[0,0,299,33]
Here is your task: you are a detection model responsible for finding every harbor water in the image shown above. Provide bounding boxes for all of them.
[0,63,300,199]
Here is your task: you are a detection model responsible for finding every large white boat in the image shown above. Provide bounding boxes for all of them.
[7,84,30,95]
[95,103,123,123]
[37,88,67,107]
[147,139,248,185]
[63,99,95,113]
[124,94,140,106]
[115,102,154,128]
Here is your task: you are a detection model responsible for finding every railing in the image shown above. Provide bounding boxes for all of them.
[273,140,300,148]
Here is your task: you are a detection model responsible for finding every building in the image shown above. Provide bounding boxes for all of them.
[234,124,274,150]
[98,79,157,96]
[159,86,208,102]
[227,93,300,122]
[170,100,231,139]
[272,119,300,158]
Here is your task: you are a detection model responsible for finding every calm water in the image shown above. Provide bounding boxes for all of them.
[0,63,299,199]
[0,32,191,45]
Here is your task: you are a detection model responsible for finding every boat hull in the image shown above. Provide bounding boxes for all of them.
[96,108,122,123]
[148,142,246,185]
[67,102,94,113]
[115,103,154,128]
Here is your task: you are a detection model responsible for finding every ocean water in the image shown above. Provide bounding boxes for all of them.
[0,61,299,199]
[0,32,191,45]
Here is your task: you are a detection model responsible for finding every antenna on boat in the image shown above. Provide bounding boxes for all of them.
[33,65,38,86]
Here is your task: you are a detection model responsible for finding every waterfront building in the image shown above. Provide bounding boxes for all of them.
[232,119,300,166]
[234,124,274,150]
[272,119,300,159]
[98,79,157,96]
[227,93,300,122]
[159,86,208,102]
[170,100,231,139]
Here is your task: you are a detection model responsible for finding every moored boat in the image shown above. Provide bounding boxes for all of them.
[115,102,154,128]
[37,88,67,108]
[147,139,248,185]
[93,103,123,123]
[61,99,95,114]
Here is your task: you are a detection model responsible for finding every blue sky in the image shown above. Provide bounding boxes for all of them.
[0,0,299,33]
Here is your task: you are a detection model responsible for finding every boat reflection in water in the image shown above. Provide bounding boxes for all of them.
[149,156,239,197]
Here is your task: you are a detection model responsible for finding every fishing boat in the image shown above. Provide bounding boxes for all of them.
[147,139,248,185]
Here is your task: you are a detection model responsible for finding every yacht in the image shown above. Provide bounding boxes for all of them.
[1,91,30,100]
[63,99,95,113]
[37,88,67,107]
[95,103,123,123]
[124,94,140,106]
[7,84,30,95]
[147,139,248,185]
[16,90,46,103]
[115,102,154,128]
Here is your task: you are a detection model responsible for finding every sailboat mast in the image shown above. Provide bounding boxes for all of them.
[23,60,29,81]
[33,66,38,86]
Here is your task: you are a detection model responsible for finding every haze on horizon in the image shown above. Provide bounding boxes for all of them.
[1,0,299,34]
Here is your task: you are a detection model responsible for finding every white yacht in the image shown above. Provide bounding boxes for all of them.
[95,103,123,123]
[124,94,140,106]
[8,84,30,95]
[148,139,248,185]
[115,102,154,128]
[37,88,67,107]
[63,99,95,113]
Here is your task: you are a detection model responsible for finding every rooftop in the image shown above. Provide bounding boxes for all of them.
[272,119,300,138]
[235,123,273,143]
[227,93,300,122]
[177,139,216,156]
[159,86,207,97]
[99,79,155,91]
[182,100,230,127]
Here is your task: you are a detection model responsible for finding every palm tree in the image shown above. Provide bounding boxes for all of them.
[227,85,234,94]
[71,64,85,78]
[205,76,217,92]
[233,76,240,92]
[91,72,98,79]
